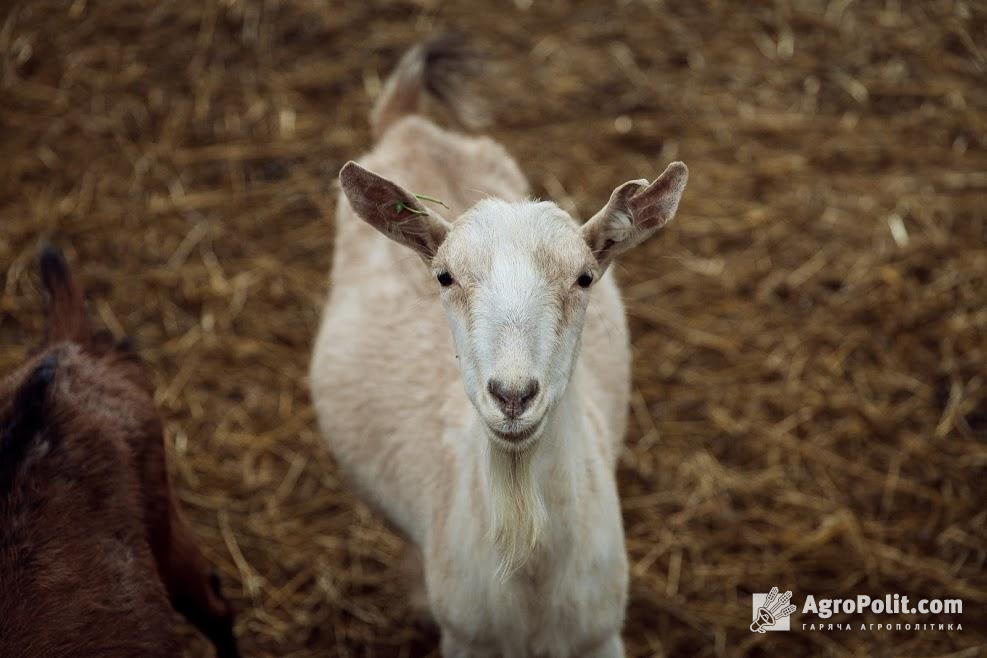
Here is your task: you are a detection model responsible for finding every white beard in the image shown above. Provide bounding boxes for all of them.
[486,442,547,579]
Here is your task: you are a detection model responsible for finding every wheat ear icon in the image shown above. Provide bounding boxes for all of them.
[751,587,796,633]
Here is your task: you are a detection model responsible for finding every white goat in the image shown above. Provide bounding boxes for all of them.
[310,37,688,658]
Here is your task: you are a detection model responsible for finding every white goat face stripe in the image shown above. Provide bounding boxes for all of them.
[435,199,595,433]
[473,256,552,382]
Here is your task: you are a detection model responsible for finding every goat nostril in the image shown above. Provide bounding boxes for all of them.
[487,378,539,416]
[487,379,508,405]
[518,379,539,405]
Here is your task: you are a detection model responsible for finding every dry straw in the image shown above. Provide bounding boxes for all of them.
[1,1,984,656]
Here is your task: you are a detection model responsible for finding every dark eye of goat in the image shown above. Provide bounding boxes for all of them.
[437,271,454,287]
[577,272,594,288]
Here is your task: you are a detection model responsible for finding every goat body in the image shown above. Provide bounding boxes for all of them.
[0,248,238,658]
[311,38,690,657]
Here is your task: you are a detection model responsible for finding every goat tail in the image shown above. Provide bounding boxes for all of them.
[370,34,486,139]
[39,246,90,344]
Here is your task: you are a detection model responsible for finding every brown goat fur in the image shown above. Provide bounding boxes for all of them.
[0,248,238,657]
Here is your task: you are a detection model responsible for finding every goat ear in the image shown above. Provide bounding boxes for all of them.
[339,161,450,261]
[582,161,688,271]
[0,354,57,486]
[7,355,57,433]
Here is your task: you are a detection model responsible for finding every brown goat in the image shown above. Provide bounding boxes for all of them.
[0,248,238,658]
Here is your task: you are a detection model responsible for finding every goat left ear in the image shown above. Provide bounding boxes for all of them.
[582,161,688,271]
[0,354,57,487]
[339,161,450,262]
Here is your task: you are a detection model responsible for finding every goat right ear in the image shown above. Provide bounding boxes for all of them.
[339,161,450,261]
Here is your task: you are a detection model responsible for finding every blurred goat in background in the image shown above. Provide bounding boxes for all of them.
[0,248,239,658]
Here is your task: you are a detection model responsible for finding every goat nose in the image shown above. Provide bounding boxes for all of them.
[487,378,539,418]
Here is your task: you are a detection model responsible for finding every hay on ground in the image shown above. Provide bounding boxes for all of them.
[1,1,984,656]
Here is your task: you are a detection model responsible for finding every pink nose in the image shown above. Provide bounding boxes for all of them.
[487,378,539,418]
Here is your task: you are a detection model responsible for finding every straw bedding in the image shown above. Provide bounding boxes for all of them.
[1,1,984,656]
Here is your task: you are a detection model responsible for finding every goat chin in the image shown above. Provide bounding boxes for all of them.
[485,441,547,580]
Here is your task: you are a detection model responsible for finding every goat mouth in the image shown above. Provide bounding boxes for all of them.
[488,419,542,446]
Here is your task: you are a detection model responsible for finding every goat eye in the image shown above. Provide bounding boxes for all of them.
[577,272,593,288]
[437,271,454,287]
